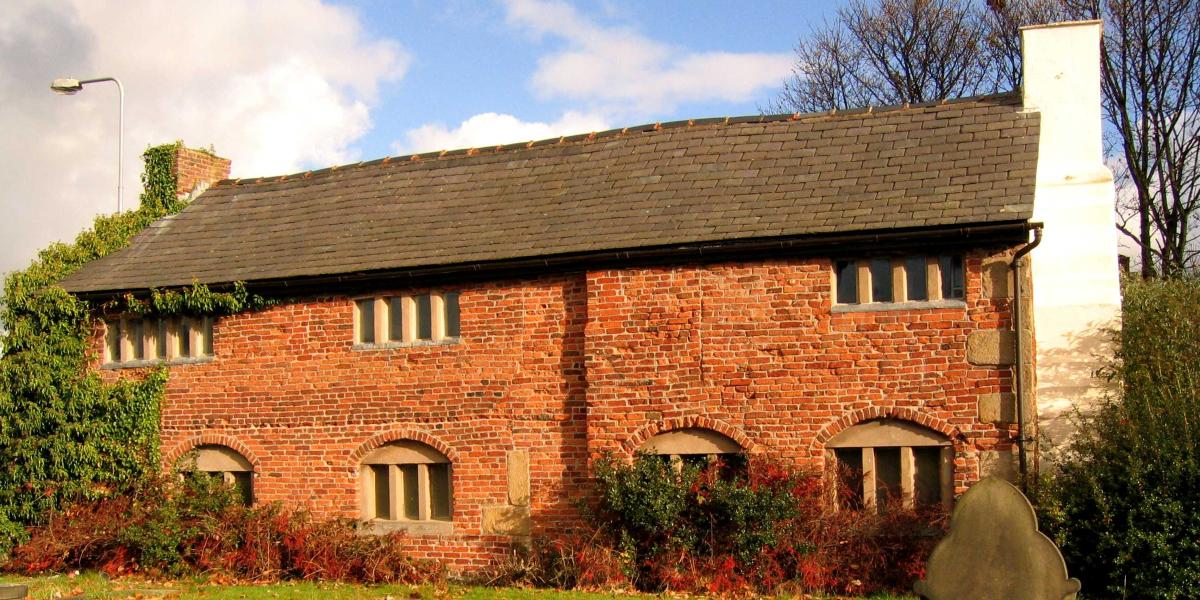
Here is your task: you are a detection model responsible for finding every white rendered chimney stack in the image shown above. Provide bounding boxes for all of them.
[1020,21,1121,454]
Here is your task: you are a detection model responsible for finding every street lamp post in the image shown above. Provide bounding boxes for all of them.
[50,76,125,213]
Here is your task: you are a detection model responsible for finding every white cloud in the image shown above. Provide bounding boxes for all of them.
[0,0,406,275]
[392,111,610,156]
[503,0,792,115]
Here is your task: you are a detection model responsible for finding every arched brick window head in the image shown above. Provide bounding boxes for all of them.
[188,445,253,505]
[640,428,747,479]
[361,441,452,524]
[827,419,953,510]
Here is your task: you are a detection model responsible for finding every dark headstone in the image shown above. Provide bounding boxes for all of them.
[914,476,1080,600]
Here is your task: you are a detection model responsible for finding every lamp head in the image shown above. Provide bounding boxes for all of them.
[50,78,83,95]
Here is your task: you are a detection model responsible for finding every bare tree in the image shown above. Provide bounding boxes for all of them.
[771,0,992,113]
[1063,0,1200,276]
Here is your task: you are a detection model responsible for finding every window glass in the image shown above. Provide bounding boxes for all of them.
[154,320,169,359]
[835,260,858,304]
[371,465,391,520]
[179,318,192,357]
[416,295,433,340]
[914,447,943,506]
[905,257,928,301]
[389,297,404,342]
[202,318,214,356]
[835,448,864,509]
[869,259,893,303]
[401,464,420,520]
[356,299,375,344]
[874,447,902,506]
[428,464,452,521]
[129,320,145,360]
[231,471,253,505]
[106,321,122,363]
[940,255,965,299]
[443,292,461,338]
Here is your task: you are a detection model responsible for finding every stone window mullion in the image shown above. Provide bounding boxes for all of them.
[856,261,871,304]
[861,447,877,510]
[417,463,431,521]
[388,464,402,522]
[927,257,944,301]
[900,446,916,509]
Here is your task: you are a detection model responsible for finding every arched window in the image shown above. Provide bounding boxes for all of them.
[361,441,452,523]
[640,428,747,478]
[827,419,953,510]
[190,445,253,505]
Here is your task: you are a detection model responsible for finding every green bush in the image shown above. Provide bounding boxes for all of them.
[584,454,942,595]
[1038,276,1200,599]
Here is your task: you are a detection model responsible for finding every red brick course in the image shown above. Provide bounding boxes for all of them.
[94,249,1018,569]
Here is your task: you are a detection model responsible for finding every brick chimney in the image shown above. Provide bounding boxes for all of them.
[172,145,231,199]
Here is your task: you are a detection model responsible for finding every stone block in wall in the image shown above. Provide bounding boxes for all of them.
[482,505,531,536]
[981,258,1013,299]
[508,449,530,506]
[979,449,1017,481]
[978,393,1017,424]
[966,330,1016,366]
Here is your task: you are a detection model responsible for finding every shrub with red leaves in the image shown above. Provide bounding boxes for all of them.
[3,473,441,584]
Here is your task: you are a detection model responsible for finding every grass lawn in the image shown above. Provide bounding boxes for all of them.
[0,572,917,599]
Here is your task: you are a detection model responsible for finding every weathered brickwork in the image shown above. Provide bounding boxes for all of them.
[95,248,1019,568]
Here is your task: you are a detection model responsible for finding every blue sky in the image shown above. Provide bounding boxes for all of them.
[0,0,840,275]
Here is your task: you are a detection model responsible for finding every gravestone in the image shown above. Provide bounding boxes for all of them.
[914,476,1080,600]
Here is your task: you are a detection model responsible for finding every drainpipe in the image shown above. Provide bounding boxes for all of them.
[1010,224,1043,487]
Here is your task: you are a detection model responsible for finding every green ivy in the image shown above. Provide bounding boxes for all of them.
[0,142,263,554]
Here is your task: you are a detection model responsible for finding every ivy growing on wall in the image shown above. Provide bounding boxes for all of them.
[0,142,265,552]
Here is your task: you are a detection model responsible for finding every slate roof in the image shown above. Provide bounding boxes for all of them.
[60,93,1039,294]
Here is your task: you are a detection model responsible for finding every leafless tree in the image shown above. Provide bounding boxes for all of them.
[771,0,992,113]
[775,0,1200,276]
[1063,0,1200,276]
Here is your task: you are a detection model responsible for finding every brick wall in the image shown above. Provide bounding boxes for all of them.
[95,248,1020,569]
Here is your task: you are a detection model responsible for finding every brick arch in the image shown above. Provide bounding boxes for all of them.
[163,433,262,472]
[623,415,759,456]
[348,426,460,468]
[812,406,964,452]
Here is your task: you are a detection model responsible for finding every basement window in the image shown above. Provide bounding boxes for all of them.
[185,445,254,505]
[361,441,453,528]
[103,316,213,367]
[827,419,954,510]
[833,255,966,309]
[354,291,461,348]
[640,428,748,481]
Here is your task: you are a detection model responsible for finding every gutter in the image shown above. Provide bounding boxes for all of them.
[69,221,1036,301]
[1009,223,1044,487]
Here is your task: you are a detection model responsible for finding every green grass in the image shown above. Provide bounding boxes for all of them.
[0,572,917,599]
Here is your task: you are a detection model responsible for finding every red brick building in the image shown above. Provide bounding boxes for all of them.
[61,22,1120,570]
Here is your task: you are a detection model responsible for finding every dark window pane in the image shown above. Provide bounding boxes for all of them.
[870,259,893,303]
[906,257,928,301]
[356,299,375,344]
[180,318,192,357]
[914,447,942,506]
[401,465,420,520]
[154,320,168,359]
[130,320,144,360]
[231,471,253,505]
[428,464,452,521]
[717,453,748,482]
[416,295,432,340]
[389,297,404,342]
[179,318,192,357]
[370,465,390,520]
[940,255,965,299]
[443,292,460,338]
[875,447,902,506]
[835,260,858,304]
[202,318,214,356]
[106,321,122,363]
[835,448,864,509]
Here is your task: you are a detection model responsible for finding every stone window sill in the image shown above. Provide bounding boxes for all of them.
[832,299,967,313]
[101,356,214,370]
[353,337,461,351]
[365,519,454,536]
